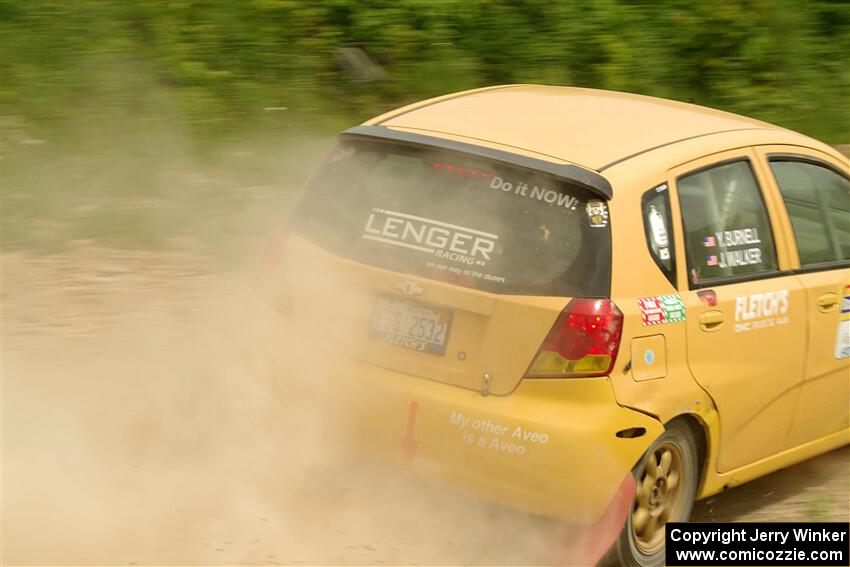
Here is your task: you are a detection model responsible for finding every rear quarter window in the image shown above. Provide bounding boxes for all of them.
[641,183,676,287]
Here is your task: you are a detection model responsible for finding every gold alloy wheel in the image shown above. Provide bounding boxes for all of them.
[631,441,686,554]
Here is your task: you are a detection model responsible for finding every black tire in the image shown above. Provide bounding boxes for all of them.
[599,420,700,567]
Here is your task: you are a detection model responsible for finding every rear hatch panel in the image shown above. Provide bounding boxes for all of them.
[286,131,612,394]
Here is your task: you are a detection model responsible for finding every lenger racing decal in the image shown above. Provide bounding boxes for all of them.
[637,295,686,326]
[363,208,497,266]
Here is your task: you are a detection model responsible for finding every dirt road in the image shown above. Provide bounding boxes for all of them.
[2,245,848,565]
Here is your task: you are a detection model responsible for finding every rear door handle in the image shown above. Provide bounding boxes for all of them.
[816,292,839,313]
[698,310,724,331]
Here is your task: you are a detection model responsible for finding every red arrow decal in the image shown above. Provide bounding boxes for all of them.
[402,400,419,463]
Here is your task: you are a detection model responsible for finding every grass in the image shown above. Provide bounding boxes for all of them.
[805,494,832,522]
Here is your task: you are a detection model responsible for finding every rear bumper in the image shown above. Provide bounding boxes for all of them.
[331,363,663,523]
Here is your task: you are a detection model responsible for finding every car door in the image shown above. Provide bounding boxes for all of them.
[753,146,850,448]
[668,148,807,473]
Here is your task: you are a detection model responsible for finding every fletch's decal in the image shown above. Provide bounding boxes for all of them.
[637,295,686,326]
[734,289,789,333]
[586,200,609,228]
[841,285,850,314]
[363,208,497,266]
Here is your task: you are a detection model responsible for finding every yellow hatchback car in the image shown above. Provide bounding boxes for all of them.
[278,85,850,566]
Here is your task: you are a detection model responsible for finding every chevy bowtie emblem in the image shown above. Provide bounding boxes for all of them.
[394,281,426,296]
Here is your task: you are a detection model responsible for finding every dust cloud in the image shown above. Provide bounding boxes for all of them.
[0,127,579,565]
[1,249,572,566]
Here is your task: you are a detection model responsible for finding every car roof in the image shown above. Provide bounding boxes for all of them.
[368,84,786,172]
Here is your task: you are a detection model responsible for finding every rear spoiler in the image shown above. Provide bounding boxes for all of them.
[340,125,613,200]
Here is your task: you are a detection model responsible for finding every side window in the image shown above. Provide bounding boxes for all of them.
[642,183,676,287]
[769,159,850,266]
[678,160,778,287]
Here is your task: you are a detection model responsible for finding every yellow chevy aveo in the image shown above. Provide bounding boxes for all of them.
[277,85,850,566]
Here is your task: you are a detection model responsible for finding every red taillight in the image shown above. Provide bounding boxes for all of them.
[525,298,623,378]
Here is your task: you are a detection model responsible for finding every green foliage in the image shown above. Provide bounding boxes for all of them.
[1,0,848,144]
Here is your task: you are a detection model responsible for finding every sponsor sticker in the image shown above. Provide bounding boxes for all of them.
[363,208,497,266]
[835,320,850,359]
[838,286,850,360]
[648,205,668,247]
[637,295,686,326]
[586,200,609,228]
[734,289,789,333]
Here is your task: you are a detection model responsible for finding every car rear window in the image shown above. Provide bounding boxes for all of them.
[290,139,611,297]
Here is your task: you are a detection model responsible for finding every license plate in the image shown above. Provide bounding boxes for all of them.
[370,295,452,355]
